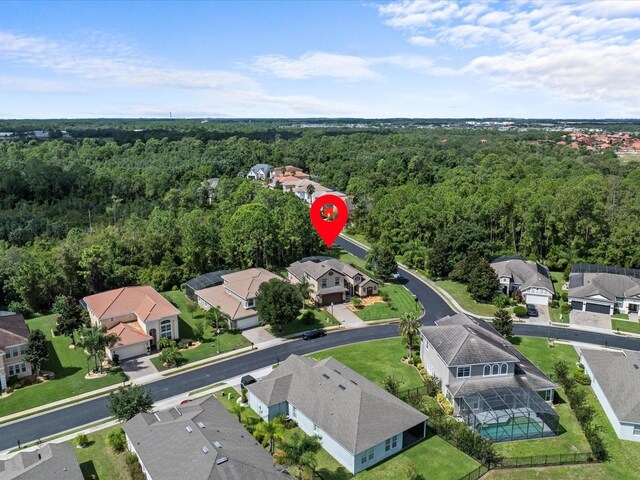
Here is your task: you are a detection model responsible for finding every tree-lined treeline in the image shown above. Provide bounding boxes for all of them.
[1,126,639,313]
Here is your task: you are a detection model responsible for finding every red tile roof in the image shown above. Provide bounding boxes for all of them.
[83,286,179,323]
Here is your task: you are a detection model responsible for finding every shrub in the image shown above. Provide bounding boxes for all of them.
[561,291,568,302]
[228,328,241,335]
[492,294,508,309]
[106,428,127,452]
[383,375,403,396]
[513,306,527,317]
[553,361,571,387]
[74,433,89,448]
[573,370,591,386]
[550,299,559,308]
[241,386,248,403]
[412,354,421,365]
[381,293,391,303]
[436,392,454,415]
[125,452,139,465]
[300,309,316,325]
[423,375,441,397]
[112,353,120,366]
[561,304,570,314]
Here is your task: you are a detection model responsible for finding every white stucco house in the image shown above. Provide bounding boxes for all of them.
[82,286,180,360]
[246,355,427,474]
[490,256,554,305]
[569,264,640,315]
[580,348,640,442]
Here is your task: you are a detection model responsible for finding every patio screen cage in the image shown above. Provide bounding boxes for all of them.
[460,386,559,442]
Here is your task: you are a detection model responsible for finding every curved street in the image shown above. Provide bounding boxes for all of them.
[1,235,639,451]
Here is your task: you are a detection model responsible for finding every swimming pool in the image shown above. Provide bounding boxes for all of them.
[479,415,544,441]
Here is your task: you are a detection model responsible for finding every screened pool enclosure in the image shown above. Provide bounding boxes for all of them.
[460,387,559,442]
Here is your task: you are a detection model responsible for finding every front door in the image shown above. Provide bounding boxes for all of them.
[630,304,639,313]
[149,328,157,348]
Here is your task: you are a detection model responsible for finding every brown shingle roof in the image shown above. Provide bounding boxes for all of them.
[0,314,29,350]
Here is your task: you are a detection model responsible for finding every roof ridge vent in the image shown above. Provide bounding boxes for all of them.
[186,426,193,433]
[202,446,210,454]
[216,456,228,465]
[338,384,346,390]
[214,441,222,448]
[197,421,205,428]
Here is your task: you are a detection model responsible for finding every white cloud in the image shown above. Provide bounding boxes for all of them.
[252,52,381,80]
[409,35,437,46]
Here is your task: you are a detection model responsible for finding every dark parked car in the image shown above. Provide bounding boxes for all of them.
[240,375,256,388]
[526,304,539,317]
[302,328,326,340]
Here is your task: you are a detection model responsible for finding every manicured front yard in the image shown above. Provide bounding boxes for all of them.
[435,279,497,316]
[550,271,569,323]
[269,308,340,337]
[154,291,250,370]
[71,425,134,480]
[612,318,640,334]
[311,338,423,390]
[354,285,422,321]
[0,314,127,418]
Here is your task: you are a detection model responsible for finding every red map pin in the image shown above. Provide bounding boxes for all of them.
[310,194,349,248]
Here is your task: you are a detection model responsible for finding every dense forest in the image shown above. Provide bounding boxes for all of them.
[1,122,639,314]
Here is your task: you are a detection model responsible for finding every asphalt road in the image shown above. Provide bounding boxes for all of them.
[1,235,639,451]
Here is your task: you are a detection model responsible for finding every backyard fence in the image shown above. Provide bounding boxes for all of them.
[456,452,598,480]
[397,386,428,402]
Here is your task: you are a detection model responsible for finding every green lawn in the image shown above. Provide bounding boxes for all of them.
[153,291,250,371]
[336,249,377,278]
[486,464,610,479]
[612,319,640,334]
[356,433,479,480]
[435,280,498,316]
[311,338,423,390]
[550,271,570,323]
[509,336,579,377]
[71,425,133,480]
[0,314,127,418]
[354,285,422,321]
[269,308,339,337]
[612,313,629,320]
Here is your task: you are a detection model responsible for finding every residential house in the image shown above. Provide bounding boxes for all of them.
[246,355,427,474]
[490,256,554,305]
[287,257,379,306]
[82,286,180,360]
[194,268,282,330]
[271,165,308,179]
[0,313,32,394]
[246,163,271,180]
[0,443,83,480]
[123,395,287,480]
[184,270,236,302]
[419,313,558,441]
[580,348,640,442]
[568,263,640,315]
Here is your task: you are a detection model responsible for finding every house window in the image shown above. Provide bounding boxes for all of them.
[492,364,499,376]
[483,365,491,376]
[500,363,508,375]
[19,345,25,355]
[634,425,640,436]
[20,362,26,373]
[160,319,172,340]
[361,447,375,464]
[334,277,341,286]
[292,406,297,418]
[540,389,553,402]
[426,363,434,375]
[246,298,255,308]
[457,366,470,378]
[321,279,327,288]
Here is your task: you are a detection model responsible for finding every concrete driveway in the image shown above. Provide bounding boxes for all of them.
[242,326,277,345]
[530,305,551,323]
[120,355,158,380]
[330,304,364,325]
[570,311,612,330]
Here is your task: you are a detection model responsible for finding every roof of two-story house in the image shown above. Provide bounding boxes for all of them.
[0,313,31,392]
[490,255,554,305]
[82,286,180,359]
[0,443,84,480]
[246,354,427,474]
[246,163,272,180]
[569,263,640,315]
[194,268,282,330]
[287,257,379,306]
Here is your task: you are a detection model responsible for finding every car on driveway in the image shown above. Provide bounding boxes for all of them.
[240,375,256,388]
[526,304,539,317]
[390,272,402,280]
[302,329,326,340]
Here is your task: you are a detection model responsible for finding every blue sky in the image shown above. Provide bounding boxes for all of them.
[1,0,640,118]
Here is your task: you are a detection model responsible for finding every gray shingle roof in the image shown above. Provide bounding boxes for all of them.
[0,443,83,480]
[247,355,427,455]
[569,272,640,301]
[248,164,271,175]
[422,313,519,365]
[581,349,640,423]
[123,396,287,480]
[287,258,377,286]
[491,256,553,293]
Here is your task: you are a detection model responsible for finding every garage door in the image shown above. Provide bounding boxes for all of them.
[320,292,344,306]
[114,342,147,360]
[525,293,550,306]
[236,316,259,330]
[585,303,610,314]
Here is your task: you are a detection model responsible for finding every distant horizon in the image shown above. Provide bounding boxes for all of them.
[1,117,640,122]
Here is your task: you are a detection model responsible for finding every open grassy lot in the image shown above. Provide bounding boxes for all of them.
[435,279,497,316]
[71,425,133,480]
[355,285,422,321]
[0,314,127,418]
[311,338,423,390]
[269,308,339,337]
[153,291,250,370]
[612,318,640,334]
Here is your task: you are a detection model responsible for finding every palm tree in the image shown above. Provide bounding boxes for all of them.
[305,183,315,201]
[298,278,313,310]
[230,403,246,423]
[255,418,286,454]
[77,325,118,374]
[274,432,321,480]
[398,312,421,359]
[365,243,381,271]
